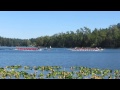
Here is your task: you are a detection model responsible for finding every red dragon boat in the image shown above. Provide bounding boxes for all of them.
[15,47,41,51]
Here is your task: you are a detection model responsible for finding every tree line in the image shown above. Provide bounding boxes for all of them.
[0,23,120,48]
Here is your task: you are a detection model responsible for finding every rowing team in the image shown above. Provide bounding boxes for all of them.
[69,47,104,51]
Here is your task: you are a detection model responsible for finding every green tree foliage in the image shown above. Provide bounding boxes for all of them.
[0,23,120,48]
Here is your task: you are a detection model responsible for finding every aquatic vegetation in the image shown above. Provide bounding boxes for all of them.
[24,66,32,70]
[0,65,119,79]
[6,65,22,69]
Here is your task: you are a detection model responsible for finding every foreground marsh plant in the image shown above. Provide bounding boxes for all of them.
[0,65,119,79]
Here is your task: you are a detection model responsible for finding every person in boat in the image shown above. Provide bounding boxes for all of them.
[37,46,40,49]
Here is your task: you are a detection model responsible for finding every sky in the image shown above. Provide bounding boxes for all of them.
[0,11,120,39]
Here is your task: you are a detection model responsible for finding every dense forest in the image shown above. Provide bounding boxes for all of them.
[0,23,120,48]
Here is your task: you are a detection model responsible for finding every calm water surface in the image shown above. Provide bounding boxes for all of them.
[0,48,120,70]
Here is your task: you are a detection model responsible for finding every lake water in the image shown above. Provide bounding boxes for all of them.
[0,48,120,70]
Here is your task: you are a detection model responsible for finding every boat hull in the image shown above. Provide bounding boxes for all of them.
[15,47,42,51]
